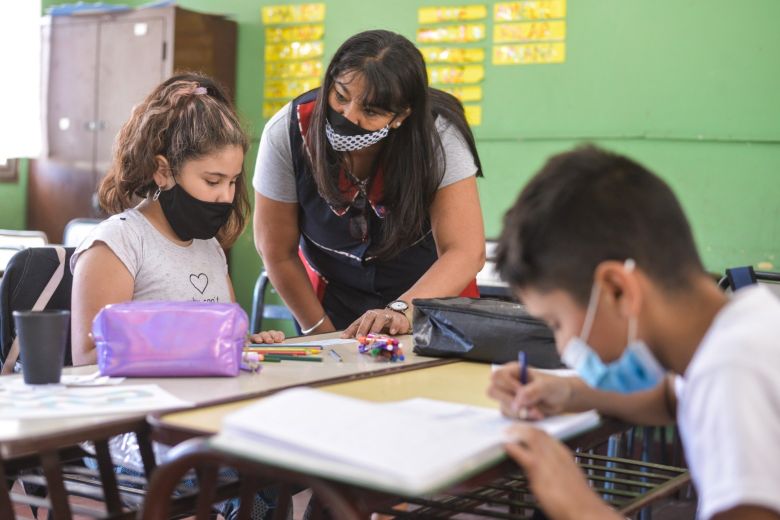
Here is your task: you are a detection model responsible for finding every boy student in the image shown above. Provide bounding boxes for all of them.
[488,146,780,520]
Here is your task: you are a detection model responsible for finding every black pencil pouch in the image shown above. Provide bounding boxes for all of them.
[411,297,562,367]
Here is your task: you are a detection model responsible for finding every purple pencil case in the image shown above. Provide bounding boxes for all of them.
[92,301,247,377]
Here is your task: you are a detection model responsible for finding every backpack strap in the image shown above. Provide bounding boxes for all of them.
[2,246,66,375]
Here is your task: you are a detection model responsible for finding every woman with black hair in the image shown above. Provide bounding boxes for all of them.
[253,29,485,338]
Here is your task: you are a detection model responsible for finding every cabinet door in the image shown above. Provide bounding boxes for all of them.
[95,16,167,175]
[43,19,98,167]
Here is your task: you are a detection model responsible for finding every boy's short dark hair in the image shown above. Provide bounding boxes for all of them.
[495,145,704,305]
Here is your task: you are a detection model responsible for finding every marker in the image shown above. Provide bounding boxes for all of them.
[328,348,343,363]
[518,351,528,385]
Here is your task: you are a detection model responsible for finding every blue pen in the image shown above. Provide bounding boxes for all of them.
[518,351,528,385]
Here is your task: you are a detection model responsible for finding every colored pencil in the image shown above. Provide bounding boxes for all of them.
[262,354,323,363]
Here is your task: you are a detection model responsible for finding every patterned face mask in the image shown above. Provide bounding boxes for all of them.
[325,106,391,152]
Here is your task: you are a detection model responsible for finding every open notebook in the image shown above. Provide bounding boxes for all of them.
[211,387,599,496]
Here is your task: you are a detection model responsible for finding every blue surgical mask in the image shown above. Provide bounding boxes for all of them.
[561,259,665,393]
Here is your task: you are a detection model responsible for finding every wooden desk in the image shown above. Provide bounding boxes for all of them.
[0,332,446,519]
[0,332,446,460]
[150,362,633,519]
[155,362,498,439]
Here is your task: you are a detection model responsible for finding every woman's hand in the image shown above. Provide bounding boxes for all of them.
[249,330,285,344]
[341,309,410,338]
[505,424,619,520]
[488,363,575,420]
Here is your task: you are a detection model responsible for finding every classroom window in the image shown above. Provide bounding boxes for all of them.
[0,1,42,161]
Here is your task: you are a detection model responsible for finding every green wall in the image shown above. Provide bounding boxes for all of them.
[32,0,780,317]
[0,160,27,230]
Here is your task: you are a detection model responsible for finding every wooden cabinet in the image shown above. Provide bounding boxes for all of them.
[29,6,237,243]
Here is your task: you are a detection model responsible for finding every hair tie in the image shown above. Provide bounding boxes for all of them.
[193,86,208,95]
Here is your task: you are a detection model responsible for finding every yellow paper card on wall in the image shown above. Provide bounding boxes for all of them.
[262,4,325,24]
[492,42,566,64]
[494,21,565,42]
[418,5,487,24]
[419,46,485,63]
[264,76,321,99]
[428,65,485,84]
[494,0,566,21]
[263,100,289,118]
[265,25,324,43]
[265,41,324,62]
[265,60,323,79]
[441,86,483,102]
[417,24,486,43]
[464,104,482,126]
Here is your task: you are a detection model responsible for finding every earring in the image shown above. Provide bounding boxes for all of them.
[152,186,161,201]
[394,123,401,128]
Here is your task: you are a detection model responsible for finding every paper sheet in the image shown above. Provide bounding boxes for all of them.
[216,387,598,494]
[0,380,191,419]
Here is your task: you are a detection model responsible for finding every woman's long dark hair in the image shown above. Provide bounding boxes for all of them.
[307,30,483,259]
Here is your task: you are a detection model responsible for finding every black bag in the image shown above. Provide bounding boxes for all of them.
[1,246,75,372]
[412,297,562,367]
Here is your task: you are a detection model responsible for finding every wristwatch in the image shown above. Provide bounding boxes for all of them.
[386,300,409,313]
[386,299,413,333]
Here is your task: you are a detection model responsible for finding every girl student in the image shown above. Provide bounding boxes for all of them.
[70,73,285,519]
[71,73,284,366]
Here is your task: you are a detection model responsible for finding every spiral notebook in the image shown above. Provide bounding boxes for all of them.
[211,387,599,496]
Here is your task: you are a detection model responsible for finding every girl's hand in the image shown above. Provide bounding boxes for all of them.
[249,330,285,344]
[488,363,574,420]
[341,309,411,338]
[505,425,619,520]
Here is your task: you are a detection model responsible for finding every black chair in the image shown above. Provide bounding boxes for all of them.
[0,246,161,519]
[718,265,780,291]
[250,269,297,335]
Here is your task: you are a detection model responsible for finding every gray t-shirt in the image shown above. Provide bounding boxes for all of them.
[71,208,231,304]
[253,102,479,202]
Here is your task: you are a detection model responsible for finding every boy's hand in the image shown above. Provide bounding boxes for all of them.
[249,330,285,344]
[505,424,619,520]
[488,363,574,420]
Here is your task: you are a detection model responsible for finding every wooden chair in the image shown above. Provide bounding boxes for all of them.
[1,420,157,520]
[142,439,364,520]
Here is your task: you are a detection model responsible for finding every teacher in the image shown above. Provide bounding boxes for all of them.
[253,29,485,338]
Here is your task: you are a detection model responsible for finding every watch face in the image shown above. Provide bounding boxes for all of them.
[389,300,408,312]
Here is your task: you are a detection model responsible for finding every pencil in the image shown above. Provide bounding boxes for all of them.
[518,351,528,385]
[248,343,323,350]
[328,348,343,362]
[244,349,318,356]
[263,354,323,363]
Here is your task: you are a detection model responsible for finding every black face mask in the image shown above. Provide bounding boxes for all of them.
[326,106,374,136]
[157,182,232,241]
[325,106,392,152]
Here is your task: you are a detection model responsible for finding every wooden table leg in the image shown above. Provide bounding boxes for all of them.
[0,459,16,519]
[40,450,72,520]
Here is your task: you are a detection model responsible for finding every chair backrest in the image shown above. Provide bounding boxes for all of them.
[0,246,76,370]
[142,438,361,520]
[476,239,512,300]
[0,245,23,276]
[63,218,103,247]
[0,229,48,248]
[718,266,780,299]
[250,269,296,334]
